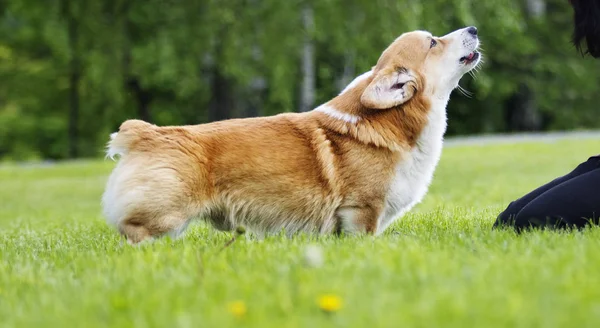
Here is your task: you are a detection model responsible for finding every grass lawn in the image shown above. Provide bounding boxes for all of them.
[2,138,600,327]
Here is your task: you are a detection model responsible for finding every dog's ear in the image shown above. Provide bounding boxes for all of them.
[360,68,416,109]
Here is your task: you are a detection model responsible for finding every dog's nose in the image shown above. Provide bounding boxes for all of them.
[467,26,478,36]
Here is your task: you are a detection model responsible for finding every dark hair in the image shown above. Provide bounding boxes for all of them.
[571,0,600,58]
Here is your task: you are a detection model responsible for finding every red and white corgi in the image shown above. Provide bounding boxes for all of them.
[102,27,482,244]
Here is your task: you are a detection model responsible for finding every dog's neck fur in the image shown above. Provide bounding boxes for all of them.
[314,71,441,152]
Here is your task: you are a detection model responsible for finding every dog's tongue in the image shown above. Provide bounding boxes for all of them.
[466,52,475,60]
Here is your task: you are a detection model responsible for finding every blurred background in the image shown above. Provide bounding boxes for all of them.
[0,0,599,161]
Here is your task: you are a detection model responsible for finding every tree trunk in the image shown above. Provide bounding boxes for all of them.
[506,83,542,131]
[299,4,315,112]
[244,76,266,118]
[122,7,152,122]
[68,58,80,159]
[244,0,266,118]
[505,0,546,131]
[63,0,80,158]
[337,53,355,92]
[208,26,233,122]
[208,66,231,122]
[126,78,152,122]
[525,0,546,17]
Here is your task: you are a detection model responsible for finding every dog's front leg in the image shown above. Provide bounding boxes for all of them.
[335,205,382,235]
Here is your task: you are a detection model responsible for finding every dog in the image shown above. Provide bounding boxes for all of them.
[102,27,482,244]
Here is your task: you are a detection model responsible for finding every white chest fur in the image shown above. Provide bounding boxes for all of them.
[376,99,448,234]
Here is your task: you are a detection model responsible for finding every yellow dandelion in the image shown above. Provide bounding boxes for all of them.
[227,300,247,318]
[318,294,342,313]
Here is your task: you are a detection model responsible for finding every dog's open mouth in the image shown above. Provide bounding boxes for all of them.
[460,51,479,65]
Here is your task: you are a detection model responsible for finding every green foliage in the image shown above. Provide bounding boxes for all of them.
[2,138,600,326]
[0,0,599,160]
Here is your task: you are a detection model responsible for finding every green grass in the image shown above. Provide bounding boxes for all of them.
[2,139,600,328]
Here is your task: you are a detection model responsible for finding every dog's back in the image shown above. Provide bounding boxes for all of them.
[102,116,342,243]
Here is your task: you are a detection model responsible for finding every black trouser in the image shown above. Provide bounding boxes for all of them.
[494,155,600,232]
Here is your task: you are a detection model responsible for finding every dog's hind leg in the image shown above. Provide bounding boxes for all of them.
[103,157,204,244]
[118,210,192,244]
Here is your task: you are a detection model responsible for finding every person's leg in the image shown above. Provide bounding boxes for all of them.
[493,155,600,228]
[511,167,600,231]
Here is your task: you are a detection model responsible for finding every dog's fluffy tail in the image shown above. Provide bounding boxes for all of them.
[106,119,154,160]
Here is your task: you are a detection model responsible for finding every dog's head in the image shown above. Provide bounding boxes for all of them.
[361,27,481,110]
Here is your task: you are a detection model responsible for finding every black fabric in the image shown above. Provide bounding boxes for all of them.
[494,156,600,232]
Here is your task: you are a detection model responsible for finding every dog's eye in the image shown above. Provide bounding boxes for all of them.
[430,39,437,48]
[391,82,405,90]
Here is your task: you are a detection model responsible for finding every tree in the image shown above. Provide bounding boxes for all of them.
[299,3,315,112]
[60,0,82,158]
[1,0,599,160]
